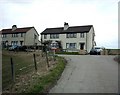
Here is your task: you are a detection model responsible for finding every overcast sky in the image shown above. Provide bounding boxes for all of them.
[0,0,119,49]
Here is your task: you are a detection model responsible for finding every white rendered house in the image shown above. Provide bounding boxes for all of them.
[1,25,40,46]
[41,22,96,53]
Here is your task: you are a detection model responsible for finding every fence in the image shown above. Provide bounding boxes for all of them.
[2,50,56,91]
[101,49,120,55]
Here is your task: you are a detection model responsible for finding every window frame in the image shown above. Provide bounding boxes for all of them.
[66,33,77,38]
[80,33,84,38]
[50,34,59,39]
[44,34,47,39]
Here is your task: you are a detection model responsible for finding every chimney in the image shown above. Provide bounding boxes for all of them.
[12,25,17,31]
[64,22,69,30]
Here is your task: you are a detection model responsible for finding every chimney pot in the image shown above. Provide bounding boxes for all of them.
[12,25,17,31]
[64,22,69,30]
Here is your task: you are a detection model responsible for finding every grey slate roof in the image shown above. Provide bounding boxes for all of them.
[41,25,93,34]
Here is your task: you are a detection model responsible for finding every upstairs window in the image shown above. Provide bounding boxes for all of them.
[12,33,18,37]
[66,33,77,38]
[44,34,47,39]
[80,33,84,38]
[2,34,7,38]
[50,34,59,39]
[34,34,37,39]
[21,33,24,37]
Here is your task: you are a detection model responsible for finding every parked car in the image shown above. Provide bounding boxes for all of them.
[9,45,18,51]
[90,48,97,55]
[9,45,27,51]
[94,47,103,55]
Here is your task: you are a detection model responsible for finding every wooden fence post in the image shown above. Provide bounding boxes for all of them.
[53,49,56,61]
[45,46,49,68]
[10,57,15,82]
[33,54,37,72]
[41,45,44,57]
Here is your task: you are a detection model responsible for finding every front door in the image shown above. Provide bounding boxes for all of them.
[80,43,85,50]
[20,41,23,46]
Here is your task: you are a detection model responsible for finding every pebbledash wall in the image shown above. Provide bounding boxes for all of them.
[2,27,40,46]
[42,27,94,53]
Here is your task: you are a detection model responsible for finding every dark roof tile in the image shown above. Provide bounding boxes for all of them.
[41,25,93,34]
[1,27,34,34]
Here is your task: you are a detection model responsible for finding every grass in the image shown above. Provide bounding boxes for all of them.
[2,50,41,90]
[56,51,79,55]
[2,50,67,93]
[27,57,66,93]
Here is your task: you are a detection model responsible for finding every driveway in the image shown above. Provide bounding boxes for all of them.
[49,55,118,93]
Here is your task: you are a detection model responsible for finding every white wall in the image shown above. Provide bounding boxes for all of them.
[25,28,39,45]
[2,27,40,46]
[87,27,94,52]
[42,33,87,50]
[2,33,25,45]
[41,27,95,52]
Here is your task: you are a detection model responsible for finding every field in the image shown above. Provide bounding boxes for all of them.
[2,50,62,93]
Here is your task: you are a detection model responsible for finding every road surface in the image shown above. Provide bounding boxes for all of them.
[49,55,118,93]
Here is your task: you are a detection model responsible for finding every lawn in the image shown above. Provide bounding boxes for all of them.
[2,50,44,90]
[2,50,67,93]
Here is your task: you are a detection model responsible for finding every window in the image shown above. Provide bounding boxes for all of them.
[2,34,7,38]
[11,41,18,45]
[50,34,59,39]
[66,43,76,49]
[80,33,84,38]
[21,33,24,37]
[66,33,77,38]
[34,34,37,39]
[44,34,47,39]
[12,33,18,37]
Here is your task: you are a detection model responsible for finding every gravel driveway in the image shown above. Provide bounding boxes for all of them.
[49,55,118,93]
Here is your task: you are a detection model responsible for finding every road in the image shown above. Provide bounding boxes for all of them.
[49,55,118,93]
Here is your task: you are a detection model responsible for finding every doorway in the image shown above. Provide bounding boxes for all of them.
[80,43,85,50]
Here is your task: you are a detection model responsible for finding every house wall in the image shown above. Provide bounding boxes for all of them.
[42,33,87,50]
[25,28,39,46]
[41,27,95,53]
[87,27,94,53]
[2,33,25,46]
[2,28,40,46]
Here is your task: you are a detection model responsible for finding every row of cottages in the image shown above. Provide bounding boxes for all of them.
[1,25,40,46]
[41,22,96,53]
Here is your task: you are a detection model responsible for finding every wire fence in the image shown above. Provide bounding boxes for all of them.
[2,50,56,91]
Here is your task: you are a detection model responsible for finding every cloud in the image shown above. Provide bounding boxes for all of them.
[0,0,118,48]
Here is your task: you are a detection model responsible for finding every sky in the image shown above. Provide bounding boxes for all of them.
[0,0,119,49]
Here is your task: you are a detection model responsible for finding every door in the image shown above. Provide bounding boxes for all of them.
[20,41,23,46]
[80,43,85,50]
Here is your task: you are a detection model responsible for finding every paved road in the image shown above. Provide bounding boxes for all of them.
[49,55,118,93]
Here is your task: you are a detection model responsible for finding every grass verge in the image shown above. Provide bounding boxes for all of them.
[27,57,67,93]
[56,52,79,55]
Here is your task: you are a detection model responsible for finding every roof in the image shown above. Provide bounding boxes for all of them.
[41,25,93,34]
[1,27,34,34]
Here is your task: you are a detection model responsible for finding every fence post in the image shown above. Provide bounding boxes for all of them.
[53,49,56,61]
[10,57,15,82]
[33,54,37,72]
[45,46,49,68]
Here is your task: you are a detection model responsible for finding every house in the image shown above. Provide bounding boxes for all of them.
[41,22,96,53]
[1,25,40,47]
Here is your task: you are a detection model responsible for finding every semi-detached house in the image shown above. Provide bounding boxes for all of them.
[41,22,96,53]
[1,25,40,47]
